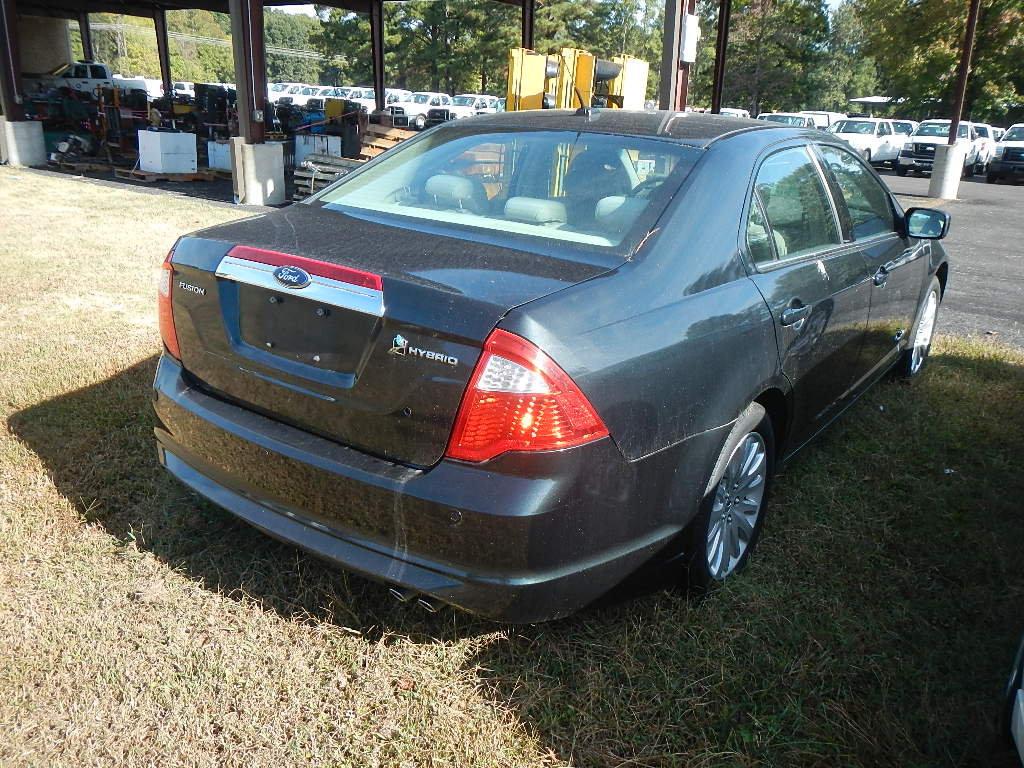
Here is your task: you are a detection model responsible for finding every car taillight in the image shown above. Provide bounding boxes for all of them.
[446,329,608,463]
[158,251,180,360]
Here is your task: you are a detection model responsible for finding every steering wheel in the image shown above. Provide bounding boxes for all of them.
[631,177,663,199]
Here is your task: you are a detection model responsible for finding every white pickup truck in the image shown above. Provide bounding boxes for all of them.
[23,60,163,100]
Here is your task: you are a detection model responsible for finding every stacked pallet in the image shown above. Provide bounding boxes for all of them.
[292,154,364,200]
[291,123,417,201]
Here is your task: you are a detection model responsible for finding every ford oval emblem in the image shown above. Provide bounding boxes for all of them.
[272,265,312,289]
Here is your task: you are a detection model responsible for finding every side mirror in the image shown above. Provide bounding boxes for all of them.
[905,207,950,240]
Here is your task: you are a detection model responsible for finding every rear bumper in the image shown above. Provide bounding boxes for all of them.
[153,355,715,622]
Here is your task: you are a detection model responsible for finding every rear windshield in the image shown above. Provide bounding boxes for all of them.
[314,128,699,254]
[915,123,968,138]
[833,120,877,135]
[762,115,808,126]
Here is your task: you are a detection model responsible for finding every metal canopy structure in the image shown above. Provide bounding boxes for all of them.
[1,0,537,140]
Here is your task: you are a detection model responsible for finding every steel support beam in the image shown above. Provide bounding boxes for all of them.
[153,7,172,98]
[947,0,982,145]
[79,12,93,60]
[369,0,384,112]
[0,0,24,120]
[229,0,266,143]
[710,0,731,113]
[658,0,682,109]
[521,0,534,50]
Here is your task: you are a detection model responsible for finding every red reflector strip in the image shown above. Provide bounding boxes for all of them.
[227,245,383,291]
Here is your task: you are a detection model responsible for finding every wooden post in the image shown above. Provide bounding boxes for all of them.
[79,13,94,61]
[153,8,172,99]
[0,0,25,120]
[370,0,385,112]
[229,0,267,143]
[521,0,535,50]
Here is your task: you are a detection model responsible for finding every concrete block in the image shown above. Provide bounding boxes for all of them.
[230,138,285,206]
[0,119,47,167]
[928,143,967,200]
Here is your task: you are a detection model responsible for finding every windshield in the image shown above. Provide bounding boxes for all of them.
[453,96,475,106]
[413,94,433,104]
[975,126,990,138]
[763,115,808,126]
[1004,127,1024,141]
[314,128,698,254]
[833,120,877,135]
[270,84,288,92]
[915,123,968,138]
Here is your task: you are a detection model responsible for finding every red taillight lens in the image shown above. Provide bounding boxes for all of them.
[158,251,180,360]
[446,329,609,463]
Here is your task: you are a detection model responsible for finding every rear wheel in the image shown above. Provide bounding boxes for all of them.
[685,403,774,592]
[897,277,941,379]
[987,173,999,184]
[896,165,908,177]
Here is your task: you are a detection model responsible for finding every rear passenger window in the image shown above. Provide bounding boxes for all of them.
[752,147,840,260]
[746,195,776,265]
[817,145,894,239]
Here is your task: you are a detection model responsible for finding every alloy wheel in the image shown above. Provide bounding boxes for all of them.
[706,432,767,580]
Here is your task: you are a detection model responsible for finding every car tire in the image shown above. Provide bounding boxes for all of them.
[896,165,908,177]
[414,114,426,130]
[684,402,775,593]
[964,161,975,178]
[863,149,872,164]
[987,173,999,184]
[897,277,941,379]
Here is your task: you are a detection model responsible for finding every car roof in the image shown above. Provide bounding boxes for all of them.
[458,109,778,148]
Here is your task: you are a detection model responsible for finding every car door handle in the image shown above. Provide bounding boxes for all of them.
[781,303,812,329]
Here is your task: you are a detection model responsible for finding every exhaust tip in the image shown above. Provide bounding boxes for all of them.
[389,586,416,603]
[416,597,441,613]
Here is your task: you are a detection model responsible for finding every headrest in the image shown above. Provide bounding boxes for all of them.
[593,196,648,234]
[504,197,568,226]
[424,174,482,212]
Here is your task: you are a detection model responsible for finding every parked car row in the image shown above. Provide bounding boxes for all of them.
[266,82,504,129]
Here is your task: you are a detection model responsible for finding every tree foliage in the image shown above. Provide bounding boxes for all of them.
[856,0,1023,122]
[67,0,1020,123]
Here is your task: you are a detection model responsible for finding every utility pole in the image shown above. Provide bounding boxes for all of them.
[947,0,982,144]
[710,0,733,113]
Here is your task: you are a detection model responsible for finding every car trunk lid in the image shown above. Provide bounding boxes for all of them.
[167,203,613,467]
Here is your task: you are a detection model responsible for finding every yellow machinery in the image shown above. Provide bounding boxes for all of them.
[506,47,649,112]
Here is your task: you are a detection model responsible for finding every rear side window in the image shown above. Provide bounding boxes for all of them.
[817,145,894,239]
[90,66,107,79]
[751,147,840,260]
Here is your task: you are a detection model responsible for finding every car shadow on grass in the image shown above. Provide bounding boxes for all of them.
[8,345,1024,767]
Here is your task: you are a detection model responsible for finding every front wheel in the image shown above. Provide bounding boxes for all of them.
[685,403,774,592]
[897,277,941,379]
[414,114,426,130]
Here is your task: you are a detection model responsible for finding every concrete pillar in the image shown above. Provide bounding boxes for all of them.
[0,116,46,165]
[928,143,968,200]
[229,0,267,144]
[0,0,26,120]
[230,136,284,205]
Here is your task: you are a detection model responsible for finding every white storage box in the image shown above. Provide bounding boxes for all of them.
[138,130,197,174]
[206,140,231,171]
[294,134,343,166]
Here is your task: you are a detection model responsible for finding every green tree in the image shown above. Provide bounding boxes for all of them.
[855,0,1023,122]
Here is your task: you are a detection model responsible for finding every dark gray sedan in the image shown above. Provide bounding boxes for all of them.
[153,110,950,622]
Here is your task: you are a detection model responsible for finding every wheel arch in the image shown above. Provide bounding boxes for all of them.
[754,387,790,459]
[936,260,949,298]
